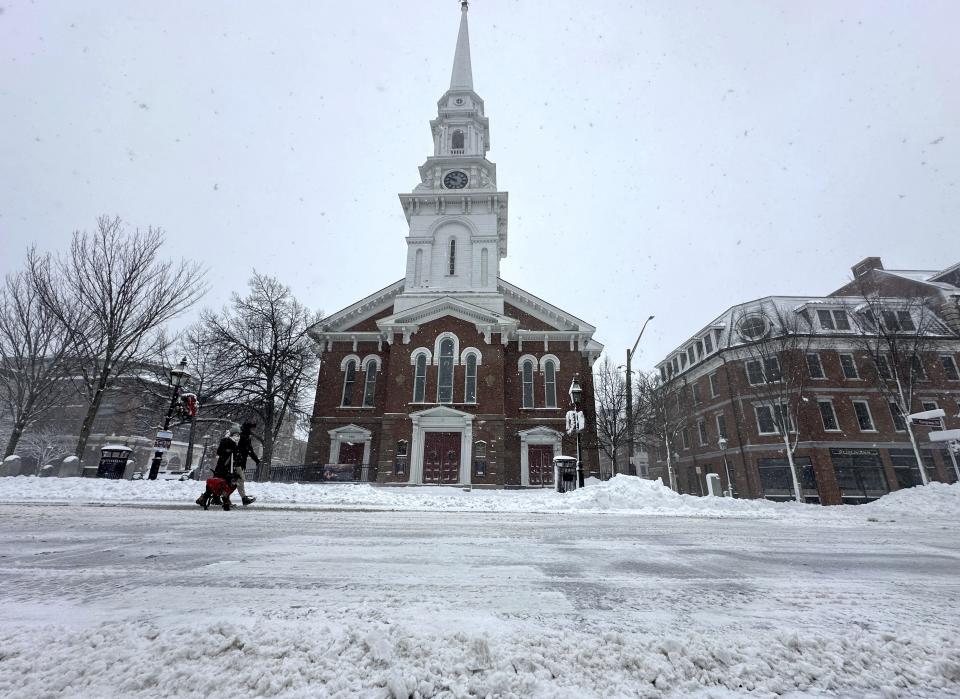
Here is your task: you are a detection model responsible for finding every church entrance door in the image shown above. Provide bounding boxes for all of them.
[338,442,364,466]
[423,432,461,485]
[528,445,554,487]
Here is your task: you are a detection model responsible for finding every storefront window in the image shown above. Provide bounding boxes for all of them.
[829,448,889,503]
[757,457,818,502]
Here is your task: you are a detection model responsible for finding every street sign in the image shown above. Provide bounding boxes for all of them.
[908,408,945,423]
[154,430,173,451]
[929,429,960,442]
[911,418,942,427]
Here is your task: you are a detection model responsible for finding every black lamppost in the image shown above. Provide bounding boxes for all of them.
[569,375,585,487]
[625,315,654,477]
[148,357,191,480]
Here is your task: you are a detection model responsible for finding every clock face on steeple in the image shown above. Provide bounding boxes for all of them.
[443,170,468,189]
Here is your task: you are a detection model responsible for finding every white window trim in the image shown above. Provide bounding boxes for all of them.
[412,353,428,403]
[520,357,535,409]
[340,353,361,372]
[851,399,877,432]
[839,353,860,380]
[361,354,381,373]
[806,352,826,380]
[463,352,478,405]
[709,372,719,398]
[940,355,960,381]
[697,419,709,446]
[888,402,907,433]
[816,399,841,432]
[517,353,538,373]
[537,354,560,373]
[754,405,779,435]
[460,347,483,366]
[745,359,765,385]
[436,339,456,404]
[410,347,432,366]
[433,333,460,366]
[715,413,727,441]
[542,357,558,408]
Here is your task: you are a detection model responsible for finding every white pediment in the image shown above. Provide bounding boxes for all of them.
[518,426,564,439]
[328,424,373,439]
[378,296,517,330]
[409,405,476,421]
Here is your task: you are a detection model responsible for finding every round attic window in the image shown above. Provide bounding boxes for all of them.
[738,314,769,340]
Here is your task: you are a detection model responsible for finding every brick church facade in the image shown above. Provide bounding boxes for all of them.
[304,3,602,487]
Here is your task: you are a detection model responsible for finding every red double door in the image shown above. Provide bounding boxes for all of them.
[529,445,554,487]
[423,432,461,484]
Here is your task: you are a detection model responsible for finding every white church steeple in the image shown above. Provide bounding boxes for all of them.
[394,1,509,315]
[449,1,473,91]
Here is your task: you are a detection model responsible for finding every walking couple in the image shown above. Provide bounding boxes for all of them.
[196,421,259,510]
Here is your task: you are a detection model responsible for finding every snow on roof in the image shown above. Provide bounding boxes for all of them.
[882,269,938,282]
[102,444,133,452]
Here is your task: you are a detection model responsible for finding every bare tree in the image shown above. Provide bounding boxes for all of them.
[850,288,951,485]
[29,216,207,460]
[202,272,320,475]
[20,426,72,473]
[734,303,816,502]
[635,370,691,490]
[592,355,631,479]
[0,268,75,457]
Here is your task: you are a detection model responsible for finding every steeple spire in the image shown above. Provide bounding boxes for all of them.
[449,1,473,91]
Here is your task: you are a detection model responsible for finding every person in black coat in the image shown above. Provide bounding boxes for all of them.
[195,425,240,509]
[233,421,260,506]
[213,426,239,479]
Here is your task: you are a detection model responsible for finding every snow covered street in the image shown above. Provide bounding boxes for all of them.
[0,479,958,698]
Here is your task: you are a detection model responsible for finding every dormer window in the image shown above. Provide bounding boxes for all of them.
[817,309,851,331]
[704,334,714,354]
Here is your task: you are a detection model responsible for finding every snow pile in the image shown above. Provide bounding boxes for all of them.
[863,481,960,518]
[1,617,957,698]
[0,474,782,518]
[1,474,958,520]
[548,474,780,517]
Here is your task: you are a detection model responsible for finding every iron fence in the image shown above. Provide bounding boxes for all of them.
[262,464,378,484]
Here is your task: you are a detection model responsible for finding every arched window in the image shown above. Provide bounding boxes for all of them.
[362,360,377,407]
[521,359,535,409]
[452,130,464,151]
[448,239,456,276]
[437,338,455,403]
[414,248,423,286]
[413,354,427,403]
[480,248,489,287]
[464,352,478,403]
[341,359,357,407]
[544,359,557,408]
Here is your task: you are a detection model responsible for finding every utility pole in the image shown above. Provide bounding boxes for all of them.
[626,315,654,477]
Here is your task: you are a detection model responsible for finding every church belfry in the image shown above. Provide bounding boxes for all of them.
[395,0,508,314]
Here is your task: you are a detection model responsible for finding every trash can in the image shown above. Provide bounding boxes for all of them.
[553,455,579,493]
[97,445,132,479]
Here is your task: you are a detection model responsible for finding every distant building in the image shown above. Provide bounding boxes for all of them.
[650,257,960,505]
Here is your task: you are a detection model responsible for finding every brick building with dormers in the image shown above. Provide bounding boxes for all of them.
[304,4,602,487]
[650,257,960,505]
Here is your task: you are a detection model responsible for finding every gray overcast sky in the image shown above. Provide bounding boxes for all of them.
[1,1,958,371]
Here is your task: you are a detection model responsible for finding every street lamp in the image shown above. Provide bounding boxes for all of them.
[568,375,585,487]
[625,315,654,478]
[718,436,734,498]
[148,357,191,480]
